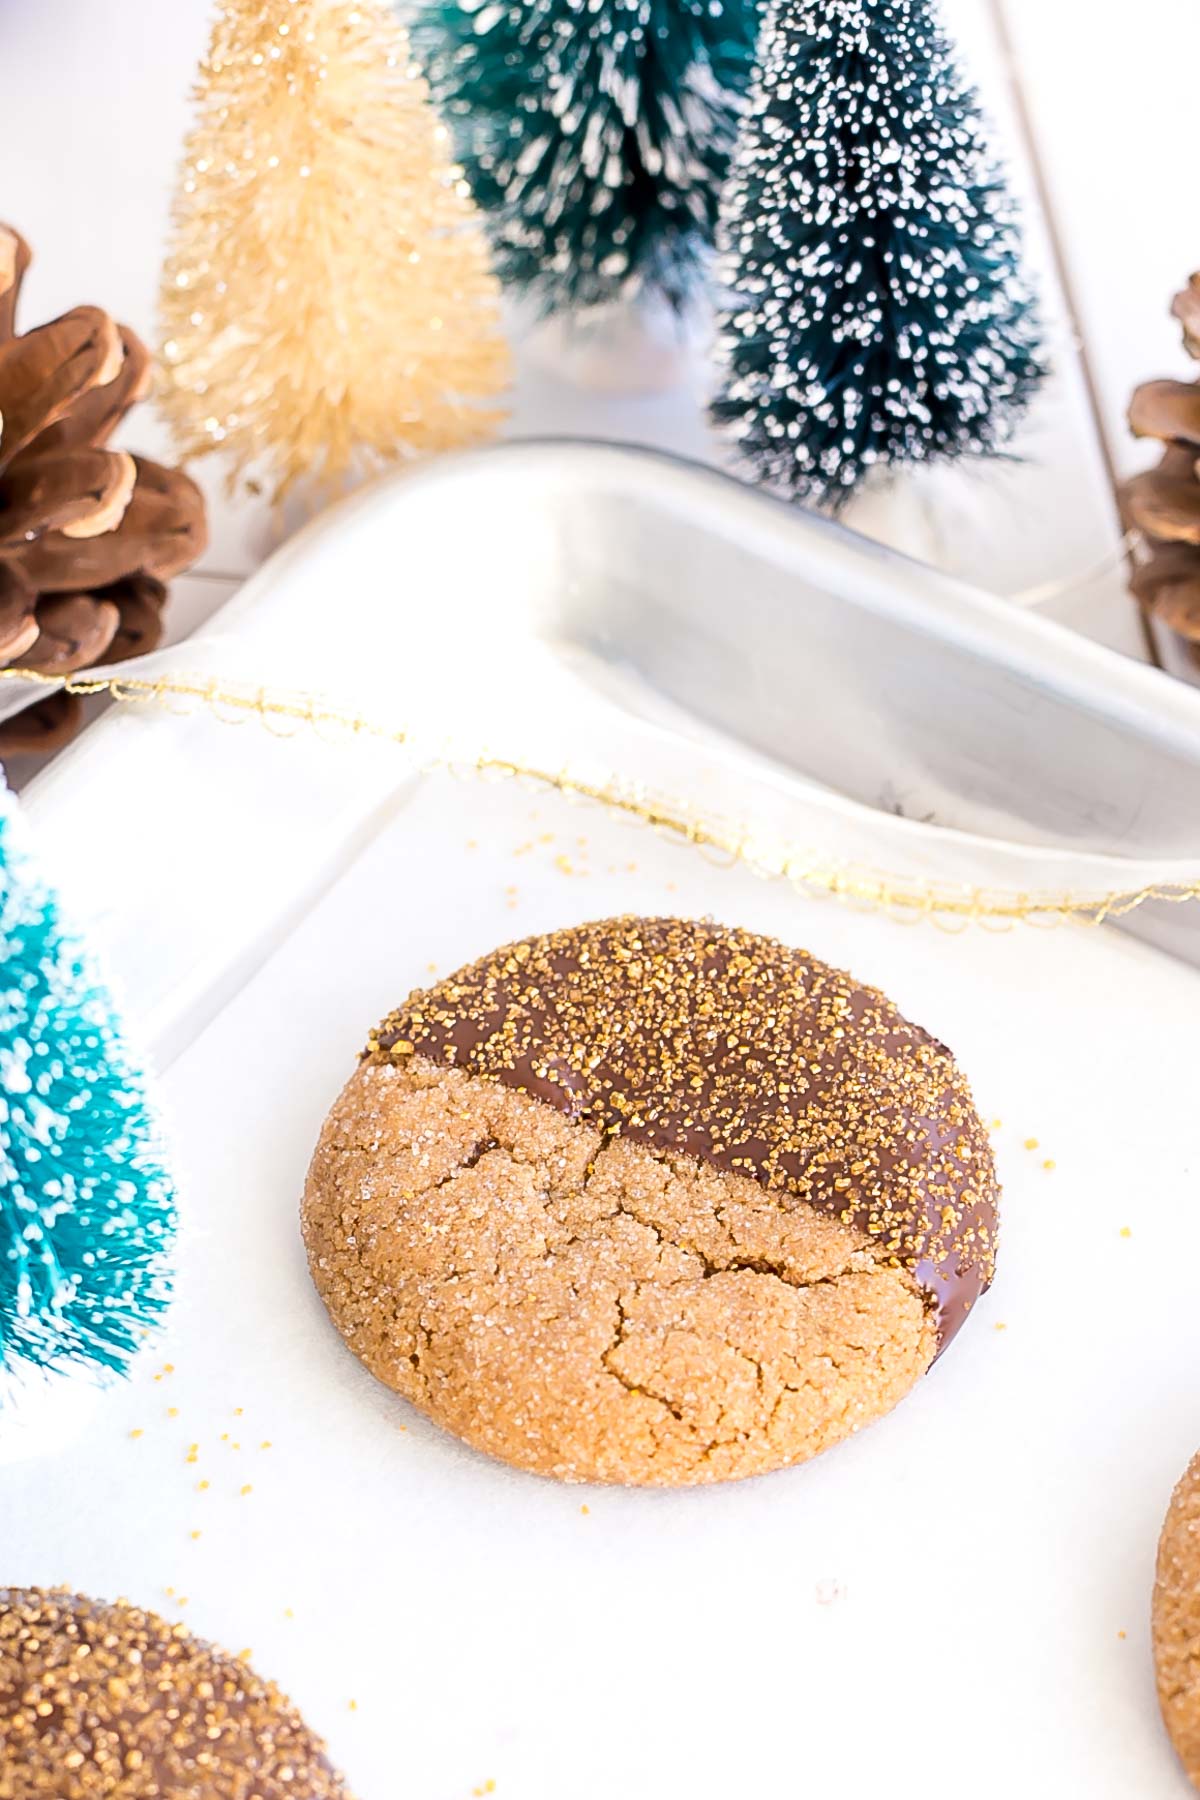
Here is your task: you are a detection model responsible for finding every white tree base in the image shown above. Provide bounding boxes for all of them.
[519,292,712,397]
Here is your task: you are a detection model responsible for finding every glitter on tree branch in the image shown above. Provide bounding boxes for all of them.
[711,0,1045,508]
[0,791,174,1386]
[158,0,509,503]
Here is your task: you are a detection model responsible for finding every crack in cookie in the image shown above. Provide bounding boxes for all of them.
[303,917,998,1487]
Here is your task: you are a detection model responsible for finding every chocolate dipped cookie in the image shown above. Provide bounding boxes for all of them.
[303,916,999,1486]
[0,1588,353,1799]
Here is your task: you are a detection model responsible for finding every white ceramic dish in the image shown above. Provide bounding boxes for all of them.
[20,441,1200,1074]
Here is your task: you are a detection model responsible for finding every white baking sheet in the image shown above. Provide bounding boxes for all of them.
[3,762,1199,1799]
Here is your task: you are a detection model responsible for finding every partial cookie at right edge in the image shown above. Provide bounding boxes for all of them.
[1154,1451,1200,1790]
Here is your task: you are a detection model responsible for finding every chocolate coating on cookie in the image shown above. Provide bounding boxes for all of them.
[371,917,997,1346]
[0,1588,353,1799]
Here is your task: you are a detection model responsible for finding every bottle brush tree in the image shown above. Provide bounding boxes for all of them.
[711,0,1045,509]
[417,0,763,316]
[159,0,509,502]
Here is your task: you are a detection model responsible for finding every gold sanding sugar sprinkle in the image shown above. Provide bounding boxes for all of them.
[580,1504,590,1515]
[260,1440,273,1450]
[1024,1137,1039,1151]
[234,1407,244,1417]
[1120,1226,1132,1239]
[1118,1629,1128,1640]
[348,1699,358,1712]
[472,1785,497,1797]
[0,1598,354,1792]
[240,1484,253,1497]
[167,1406,179,1418]
[1043,1159,1056,1171]
[129,1428,144,1439]
[197,1480,210,1491]
[369,916,999,1314]
[994,1321,1008,1332]
[190,1531,202,1541]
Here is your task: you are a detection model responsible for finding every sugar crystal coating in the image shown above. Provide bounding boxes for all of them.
[0,1589,353,1799]
[1154,1452,1200,1790]
[371,916,998,1345]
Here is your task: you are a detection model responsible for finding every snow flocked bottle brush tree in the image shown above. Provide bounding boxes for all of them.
[417,0,763,327]
[711,0,1045,509]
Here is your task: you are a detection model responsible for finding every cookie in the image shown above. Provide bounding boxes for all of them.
[303,916,998,1486]
[0,1588,353,1799]
[1154,1452,1200,1789]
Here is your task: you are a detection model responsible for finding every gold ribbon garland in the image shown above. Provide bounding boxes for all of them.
[7,665,1200,932]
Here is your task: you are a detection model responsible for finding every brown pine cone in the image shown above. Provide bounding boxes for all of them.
[0,224,207,755]
[1122,275,1200,650]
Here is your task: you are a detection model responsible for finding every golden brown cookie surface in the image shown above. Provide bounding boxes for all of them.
[303,916,998,1486]
[1154,1453,1200,1789]
[0,1589,352,1800]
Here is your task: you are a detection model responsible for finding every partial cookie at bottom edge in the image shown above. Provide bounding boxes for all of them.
[1154,1452,1200,1790]
[302,1055,939,1487]
[0,1587,353,1800]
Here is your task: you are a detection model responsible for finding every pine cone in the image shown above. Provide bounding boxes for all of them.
[0,224,207,754]
[1122,276,1200,648]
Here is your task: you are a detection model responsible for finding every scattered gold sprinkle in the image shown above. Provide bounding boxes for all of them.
[197,1480,210,1491]
[1043,1159,1055,1171]
[580,1504,590,1515]
[129,1429,144,1440]
[1118,1629,1127,1640]
[240,1484,253,1496]
[167,1406,179,1418]
[1023,1137,1039,1151]
[284,1608,295,1620]
[994,1321,1007,1332]
[260,1440,272,1450]
[163,1363,175,1373]
[233,1407,244,1417]
[190,1531,202,1541]
[1120,1227,1132,1239]
[348,1699,358,1712]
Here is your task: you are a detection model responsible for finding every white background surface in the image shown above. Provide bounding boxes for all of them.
[4,771,1200,1799]
[3,6,1200,1798]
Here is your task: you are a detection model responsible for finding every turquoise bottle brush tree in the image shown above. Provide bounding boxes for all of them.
[0,788,174,1393]
[711,0,1046,508]
[416,0,763,316]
